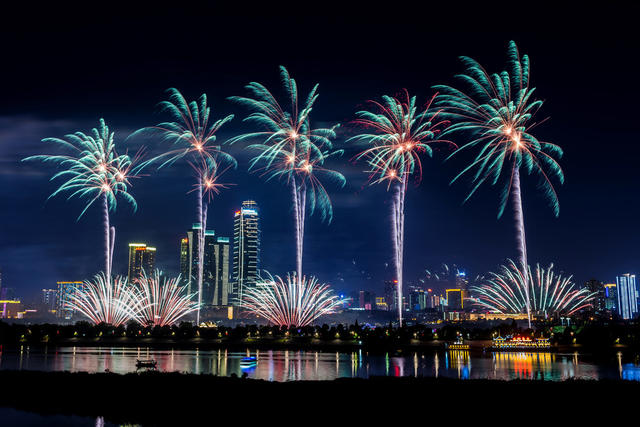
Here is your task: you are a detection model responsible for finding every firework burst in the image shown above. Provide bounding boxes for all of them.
[241,273,348,327]
[472,260,596,317]
[132,270,199,327]
[434,41,564,327]
[67,272,143,327]
[134,89,235,324]
[229,66,345,278]
[23,119,140,279]
[350,91,450,325]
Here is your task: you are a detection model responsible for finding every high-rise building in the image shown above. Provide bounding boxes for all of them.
[208,237,231,306]
[127,243,156,281]
[616,274,638,320]
[604,283,617,312]
[41,288,57,311]
[446,289,464,310]
[180,226,231,307]
[584,279,605,314]
[56,281,85,320]
[232,201,260,304]
[384,280,397,312]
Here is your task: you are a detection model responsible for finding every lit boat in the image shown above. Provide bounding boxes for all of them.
[445,339,469,350]
[491,336,551,351]
[135,359,158,369]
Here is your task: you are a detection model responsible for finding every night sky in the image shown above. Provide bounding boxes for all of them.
[2,3,639,300]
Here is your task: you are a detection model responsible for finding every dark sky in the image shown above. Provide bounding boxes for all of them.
[1,2,639,300]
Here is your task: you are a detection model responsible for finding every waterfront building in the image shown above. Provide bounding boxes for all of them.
[127,243,156,281]
[616,274,638,319]
[56,281,85,320]
[232,201,260,304]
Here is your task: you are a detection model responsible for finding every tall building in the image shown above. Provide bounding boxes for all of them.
[616,274,638,320]
[604,283,617,312]
[180,226,231,307]
[207,237,231,306]
[446,289,464,310]
[127,243,156,281]
[384,280,397,312]
[56,281,85,320]
[584,279,605,314]
[232,201,260,304]
[41,289,57,311]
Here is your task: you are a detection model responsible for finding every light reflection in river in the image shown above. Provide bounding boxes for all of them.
[0,346,637,382]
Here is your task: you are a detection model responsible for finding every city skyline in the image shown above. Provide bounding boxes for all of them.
[2,5,640,303]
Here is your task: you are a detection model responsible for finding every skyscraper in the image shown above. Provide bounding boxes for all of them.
[604,283,617,312]
[616,274,638,320]
[41,288,57,311]
[584,279,605,314]
[56,281,85,320]
[211,237,231,306]
[232,200,260,304]
[127,243,156,281]
[180,226,231,307]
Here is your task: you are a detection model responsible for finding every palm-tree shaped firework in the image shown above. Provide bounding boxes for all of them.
[133,88,235,324]
[472,260,595,317]
[241,272,348,327]
[132,269,199,326]
[229,66,345,279]
[434,41,564,327]
[23,119,140,280]
[350,92,450,325]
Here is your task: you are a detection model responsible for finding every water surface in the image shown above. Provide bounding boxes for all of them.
[1,346,638,381]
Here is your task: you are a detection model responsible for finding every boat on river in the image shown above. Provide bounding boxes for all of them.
[135,359,158,369]
[490,336,551,351]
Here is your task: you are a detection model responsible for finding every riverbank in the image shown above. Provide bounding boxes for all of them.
[0,370,638,425]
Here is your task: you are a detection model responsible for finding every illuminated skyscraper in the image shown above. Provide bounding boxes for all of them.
[604,283,617,311]
[56,281,85,320]
[616,274,638,319]
[211,237,231,306]
[180,226,231,306]
[584,279,605,314]
[41,288,57,311]
[446,289,464,310]
[232,200,260,304]
[127,243,156,281]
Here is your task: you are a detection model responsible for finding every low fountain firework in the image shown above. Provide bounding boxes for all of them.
[133,270,199,327]
[472,259,596,318]
[67,273,143,327]
[241,273,348,327]
[67,271,199,327]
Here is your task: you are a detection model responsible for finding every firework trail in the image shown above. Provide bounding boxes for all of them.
[67,272,143,326]
[132,270,199,326]
[240,272,348,327]
[133,89,235,324]
[472,260,596,317]
[229,66,345,279]
[23,119,140,279]
[434,41,564,327]
[350,91,450,325]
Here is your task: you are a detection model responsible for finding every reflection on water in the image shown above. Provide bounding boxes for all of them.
[0,346,637,382]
